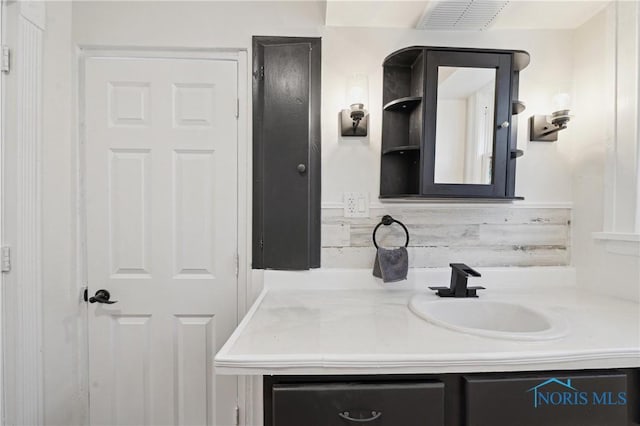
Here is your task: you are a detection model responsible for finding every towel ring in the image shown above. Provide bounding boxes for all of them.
[372,215,409,249]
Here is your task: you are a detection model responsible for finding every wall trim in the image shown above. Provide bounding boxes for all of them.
[603,1,640,234]
[593,232,640,242]
[593,232,640,256]
[601,240,640,257]
[13,11,45,426]
[75,46,251,425]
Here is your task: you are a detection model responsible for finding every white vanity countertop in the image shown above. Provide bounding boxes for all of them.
[214,267,640,375]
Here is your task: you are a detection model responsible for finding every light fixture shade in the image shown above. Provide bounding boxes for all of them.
[346,73,368,106]
[552,92,571,112]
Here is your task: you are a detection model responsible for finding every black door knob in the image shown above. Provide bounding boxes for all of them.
[297,163,306,174]
[89,289,117,304]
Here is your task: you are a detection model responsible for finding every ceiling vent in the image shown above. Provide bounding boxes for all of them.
[417,0,510,31]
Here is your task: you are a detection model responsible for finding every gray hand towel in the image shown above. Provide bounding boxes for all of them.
[373,247,408,283]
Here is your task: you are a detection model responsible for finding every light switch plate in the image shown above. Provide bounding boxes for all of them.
[344,192,369,218]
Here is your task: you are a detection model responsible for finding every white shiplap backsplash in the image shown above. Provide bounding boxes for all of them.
[322,205,571,268]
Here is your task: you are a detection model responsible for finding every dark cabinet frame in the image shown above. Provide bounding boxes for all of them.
[380,46,530,200]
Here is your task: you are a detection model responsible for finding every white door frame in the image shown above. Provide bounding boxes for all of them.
[0,0,5,422]
[75,46,251,425]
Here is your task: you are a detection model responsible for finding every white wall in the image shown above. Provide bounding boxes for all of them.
[571,4,640,302]
[72,1,325,47]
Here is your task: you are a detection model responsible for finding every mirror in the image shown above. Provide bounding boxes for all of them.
[434,66,496,185]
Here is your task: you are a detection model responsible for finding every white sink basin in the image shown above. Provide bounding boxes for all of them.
[409,294,569,341]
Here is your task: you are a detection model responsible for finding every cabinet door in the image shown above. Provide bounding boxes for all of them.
[272,382,444,426]
[464,373,628,426]
[252,37,321,269]
[422,50,512,197]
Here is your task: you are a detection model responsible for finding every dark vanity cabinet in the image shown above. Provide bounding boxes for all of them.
[380,46,529,199]
[265,369,639,426]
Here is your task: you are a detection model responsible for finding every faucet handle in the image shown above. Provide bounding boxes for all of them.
[428,286,454,297]
[450,263,481,277]
[465,286,486,298]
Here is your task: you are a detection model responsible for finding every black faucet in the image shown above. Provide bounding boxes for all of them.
[429,263,485,298]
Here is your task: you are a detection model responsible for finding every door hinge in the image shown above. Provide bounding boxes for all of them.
[234,406,240,425]
[259,238,264,250]
[1,46,10,73]
[236,98,239,119]
[1,246,11,273]
[256,65,264,80]
[234,253,239,277]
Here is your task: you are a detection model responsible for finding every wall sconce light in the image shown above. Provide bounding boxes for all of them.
[529,93,572,142]
[341,73,369,137]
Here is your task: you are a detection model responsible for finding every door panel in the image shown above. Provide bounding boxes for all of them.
[262,43,311,269]
[85,56,238,426]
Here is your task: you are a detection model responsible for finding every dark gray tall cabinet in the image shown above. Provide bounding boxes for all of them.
[252,36,321,270]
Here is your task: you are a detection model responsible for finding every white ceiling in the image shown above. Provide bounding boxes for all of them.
[325,1,429,28]
[325,0,612,30]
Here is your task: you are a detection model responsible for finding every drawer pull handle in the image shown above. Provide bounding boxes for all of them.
[338,411,382,422]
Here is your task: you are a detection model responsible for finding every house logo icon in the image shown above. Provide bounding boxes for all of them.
[527,378,578,408]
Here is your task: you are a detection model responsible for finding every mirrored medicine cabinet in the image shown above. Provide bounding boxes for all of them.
[380,46,529,200]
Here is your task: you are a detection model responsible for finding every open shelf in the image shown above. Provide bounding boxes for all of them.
[512,100,526,115]
[381,50,424,197]
[513,51,531,71]
[382,145,420,155]
[384,96,422,112]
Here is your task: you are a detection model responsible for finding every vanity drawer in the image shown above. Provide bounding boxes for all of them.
[271,381,444,426]
[464,373,628,426]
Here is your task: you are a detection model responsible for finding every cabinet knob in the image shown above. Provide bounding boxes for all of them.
[499,121,510,129]
[297,163,307,174]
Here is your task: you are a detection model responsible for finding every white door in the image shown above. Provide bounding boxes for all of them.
[84,55,239,426]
